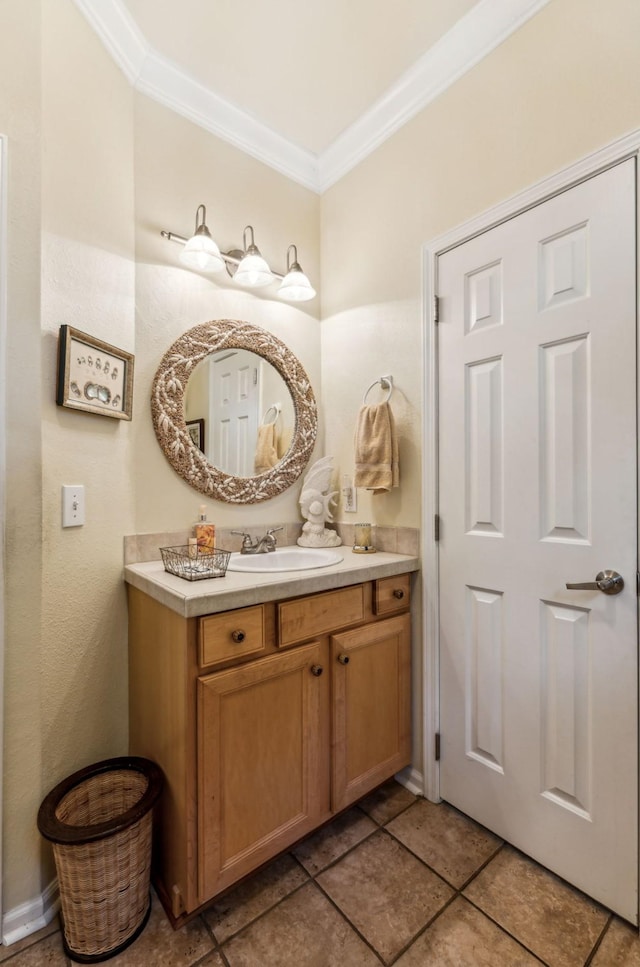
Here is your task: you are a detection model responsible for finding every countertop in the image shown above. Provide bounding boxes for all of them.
[124,549,420,618]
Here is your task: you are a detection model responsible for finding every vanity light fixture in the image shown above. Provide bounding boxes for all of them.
[278,244,316,302]
[179,204,225,273]
[233,225,274,288]
[161,204,316,302]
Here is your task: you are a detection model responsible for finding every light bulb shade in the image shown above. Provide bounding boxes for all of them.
[234,252,274,288]
[180,231,225,273]
[278,268,316,302]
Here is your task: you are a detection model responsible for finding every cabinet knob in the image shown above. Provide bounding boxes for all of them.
[231,630,246,643]
[310,664,323,677]
[393,589,405,600]
[337,654,350,665]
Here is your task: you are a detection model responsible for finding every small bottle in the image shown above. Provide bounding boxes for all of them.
[194,505,215,550]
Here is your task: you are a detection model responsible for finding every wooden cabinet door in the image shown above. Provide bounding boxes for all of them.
[331,614,411,812]
[198,642,328,900]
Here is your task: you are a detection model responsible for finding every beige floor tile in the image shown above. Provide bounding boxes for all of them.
[396,896,542,966]
[317,830,454,964]
[292,807,377,875]
[464,846,608,967]
[0,920,62,964]
[358,779,417,825]
[387,799,502,887]
[1,931,69,966]
[203,853,309,943]
[591,917,640,965]
[195,955,226,967]
[103,893,214,966]
[222,881,379,966]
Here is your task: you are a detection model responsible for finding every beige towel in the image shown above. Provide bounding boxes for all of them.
[277,425,293,459]
[254,424,278,473]
[354,402,399,494]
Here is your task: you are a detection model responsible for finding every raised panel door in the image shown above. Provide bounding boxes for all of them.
[197,642,329,900]
[331,615,411,811]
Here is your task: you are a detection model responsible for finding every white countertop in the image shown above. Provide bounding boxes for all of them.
[124,550,420,618]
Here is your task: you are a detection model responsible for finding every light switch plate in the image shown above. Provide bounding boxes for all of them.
[62,485,85,527]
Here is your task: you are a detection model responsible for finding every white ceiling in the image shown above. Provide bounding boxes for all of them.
[73,0,551,192]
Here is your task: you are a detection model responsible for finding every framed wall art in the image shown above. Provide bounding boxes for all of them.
[186,418,205,452]
[56,326,134,421]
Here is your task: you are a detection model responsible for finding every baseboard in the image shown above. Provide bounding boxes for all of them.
[395,765,424,797]
[2,879,59,946]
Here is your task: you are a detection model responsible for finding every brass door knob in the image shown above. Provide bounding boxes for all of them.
[310,665,323,677]
[393,589,405,600]
[231,630,246,643]
[337,654,350,665]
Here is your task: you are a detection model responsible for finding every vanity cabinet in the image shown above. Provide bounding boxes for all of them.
[127,572,412,925]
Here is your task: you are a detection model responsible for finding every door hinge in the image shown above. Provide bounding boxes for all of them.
[636,571,640,596]
[434,514,440,542]
[434,294,440,325]
[435,733,441,761]
[253,368,258,385]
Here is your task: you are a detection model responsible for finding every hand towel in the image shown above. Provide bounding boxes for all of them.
[354,401,399,494]
[254,423,278,473]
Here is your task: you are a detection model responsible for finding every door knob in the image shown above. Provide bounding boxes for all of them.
[566,570,624,595]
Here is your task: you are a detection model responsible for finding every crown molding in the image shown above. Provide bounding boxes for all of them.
[137,53,320,191]
[317,0,552,190]
[72,0,551,194]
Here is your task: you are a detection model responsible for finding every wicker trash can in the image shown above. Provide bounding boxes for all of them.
[37,756,163,963]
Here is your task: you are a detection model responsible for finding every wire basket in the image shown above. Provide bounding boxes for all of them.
[37,756,163,963]
[160,544,231,581]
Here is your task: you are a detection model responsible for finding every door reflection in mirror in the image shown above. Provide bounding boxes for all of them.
[184,348,295,477]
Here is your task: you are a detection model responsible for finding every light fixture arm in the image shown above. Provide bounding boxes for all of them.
[194,203,208,234]
[286,244,302,273]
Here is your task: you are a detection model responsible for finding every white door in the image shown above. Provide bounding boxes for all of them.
[437,159,638,922]
[210,350,260,476]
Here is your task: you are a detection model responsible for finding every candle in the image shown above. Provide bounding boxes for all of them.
[355,523,372,547]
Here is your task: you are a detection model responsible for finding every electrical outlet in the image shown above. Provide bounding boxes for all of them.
[62,484,85,527]
[342,475,357,513]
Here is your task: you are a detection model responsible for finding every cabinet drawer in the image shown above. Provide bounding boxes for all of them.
[373,574,411,615]
[199,605,266,667]
[278,585,366,648]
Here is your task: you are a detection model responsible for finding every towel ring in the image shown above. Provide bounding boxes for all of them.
[262,403,280,425]
[362,376,393,405]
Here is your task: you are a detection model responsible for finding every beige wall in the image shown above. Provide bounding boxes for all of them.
[40,0,135,811]
[1,0,44,913]
[321,0,640,530]
[132,95,322,534]
[2,0,640,923]
[1,0,136,913]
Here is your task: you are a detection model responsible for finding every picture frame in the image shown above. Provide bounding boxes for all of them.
[186,418,205,452]
[56,325,134,421]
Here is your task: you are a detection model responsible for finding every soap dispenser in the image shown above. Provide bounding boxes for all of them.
[194,505,215,549]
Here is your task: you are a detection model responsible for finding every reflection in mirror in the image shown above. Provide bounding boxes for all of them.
[151,319,317,504]
[184,349,295,477]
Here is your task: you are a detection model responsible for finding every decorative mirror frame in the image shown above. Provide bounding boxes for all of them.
[151,319,317,503]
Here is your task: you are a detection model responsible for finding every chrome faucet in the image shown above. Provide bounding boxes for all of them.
[231,527,283,554]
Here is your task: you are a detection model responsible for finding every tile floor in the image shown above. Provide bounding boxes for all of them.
[5,781,640,966]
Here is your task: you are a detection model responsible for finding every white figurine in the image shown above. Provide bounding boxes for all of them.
[297,456,342,547]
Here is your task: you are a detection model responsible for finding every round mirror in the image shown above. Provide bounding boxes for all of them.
[151,320,317,503]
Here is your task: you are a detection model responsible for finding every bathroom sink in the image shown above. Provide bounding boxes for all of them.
[227,547,343,573]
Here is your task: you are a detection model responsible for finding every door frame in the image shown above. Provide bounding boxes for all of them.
[421,128,640,823]
[0,133,7,925]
